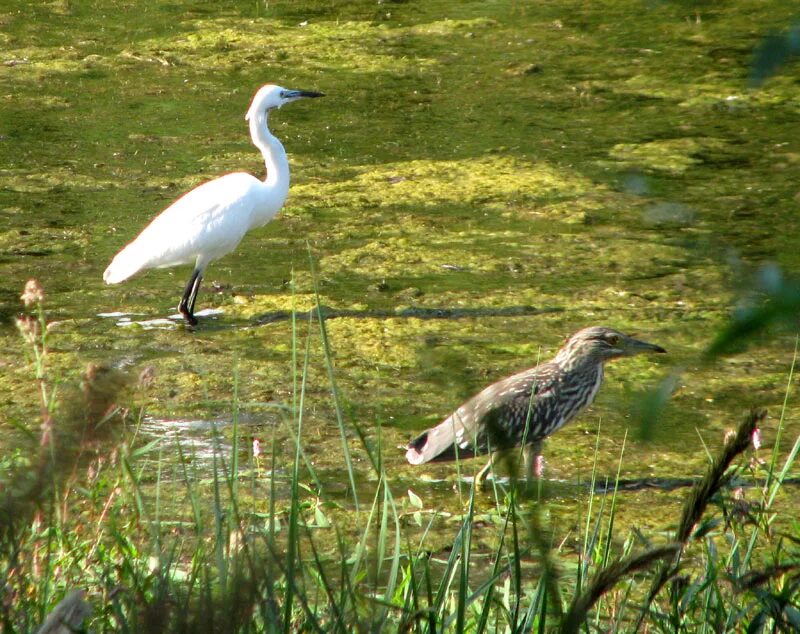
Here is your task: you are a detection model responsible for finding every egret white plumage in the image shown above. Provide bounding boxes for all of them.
[103,84,324,325]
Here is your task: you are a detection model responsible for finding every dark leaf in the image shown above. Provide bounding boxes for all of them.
[750,24,800,87]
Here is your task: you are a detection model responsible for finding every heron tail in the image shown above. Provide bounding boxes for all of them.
[405,420,479,465]
[405,431,431,465]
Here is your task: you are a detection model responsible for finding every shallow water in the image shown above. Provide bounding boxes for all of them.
[1,0,799,544]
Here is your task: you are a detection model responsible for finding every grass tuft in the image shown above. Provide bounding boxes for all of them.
[2,281,798,633]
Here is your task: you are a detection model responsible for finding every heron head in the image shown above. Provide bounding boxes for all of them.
[558,326,666,365]
[245,84,324,121]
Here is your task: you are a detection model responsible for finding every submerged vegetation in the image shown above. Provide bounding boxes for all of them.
[2,0,800,630]
[1,284,799,631]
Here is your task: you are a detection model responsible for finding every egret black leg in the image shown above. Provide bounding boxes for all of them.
[187,271,203,317]
[178,269,203,326]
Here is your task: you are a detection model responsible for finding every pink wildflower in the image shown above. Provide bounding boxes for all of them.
[138,366,155,387]
[534,454,545,478]
[20,279,44,307]
[15,315,40,344]
[752,428,762,451]
[252,438,262,459]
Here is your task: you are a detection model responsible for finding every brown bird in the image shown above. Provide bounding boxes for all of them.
[406,326,666,486]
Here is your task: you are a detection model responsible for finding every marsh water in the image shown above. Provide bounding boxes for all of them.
[2,0,799,554]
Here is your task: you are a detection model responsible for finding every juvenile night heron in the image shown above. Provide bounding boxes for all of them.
[406,326,666,486]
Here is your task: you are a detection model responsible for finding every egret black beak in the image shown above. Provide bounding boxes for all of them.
[284,89,325,99]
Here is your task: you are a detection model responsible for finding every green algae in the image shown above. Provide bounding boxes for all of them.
[293,156,595,210]
[608,137,732,175]
[0,0,799,552]
[115,17,496,76]
[0,167,117,193]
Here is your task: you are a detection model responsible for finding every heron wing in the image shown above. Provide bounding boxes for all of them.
[406,363,561,464]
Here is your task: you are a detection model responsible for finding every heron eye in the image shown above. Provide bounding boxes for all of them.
[607,335,619,346]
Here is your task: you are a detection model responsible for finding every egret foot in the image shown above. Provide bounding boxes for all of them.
[179,308,199,326]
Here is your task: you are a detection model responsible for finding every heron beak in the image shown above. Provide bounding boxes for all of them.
[284,89,325,99]
[622,335,667,355]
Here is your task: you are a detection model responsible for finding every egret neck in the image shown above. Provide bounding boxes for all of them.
[248,109,290,222]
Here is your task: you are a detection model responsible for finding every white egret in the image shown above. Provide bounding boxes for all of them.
[103,84,324,325]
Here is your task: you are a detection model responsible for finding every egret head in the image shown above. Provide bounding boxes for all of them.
[555,326,666,367]
[245,84,324,121]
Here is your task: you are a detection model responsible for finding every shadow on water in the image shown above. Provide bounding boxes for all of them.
[596,476,800,493]
[254,303,564,325]
[96,304,565,338]
[412,474,800,505]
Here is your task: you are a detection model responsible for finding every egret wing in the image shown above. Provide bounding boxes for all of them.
[104,173,263,282]
[131,173,263,269]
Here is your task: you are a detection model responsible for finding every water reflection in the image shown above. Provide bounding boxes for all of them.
[97,308,224,329]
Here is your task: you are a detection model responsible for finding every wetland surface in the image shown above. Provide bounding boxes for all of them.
[2,0,799,557]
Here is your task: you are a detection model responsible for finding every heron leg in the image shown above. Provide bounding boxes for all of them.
[523,441,543,481]
[474,452,497,489]
[179,269,203,326]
